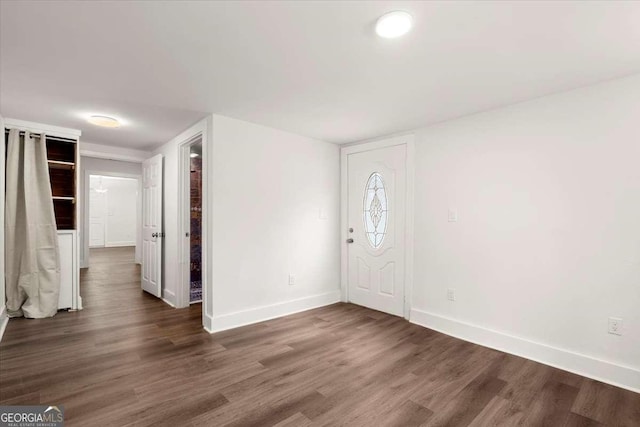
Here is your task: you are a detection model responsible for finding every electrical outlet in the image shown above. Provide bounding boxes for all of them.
[608,317,623,336]
[288,274,296,286]
[448,209,458,222]
[447,288,456,301]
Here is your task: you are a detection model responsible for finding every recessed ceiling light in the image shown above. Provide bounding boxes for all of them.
[375,11,413,39]
[87,115,121,128]
[190,152,199,158]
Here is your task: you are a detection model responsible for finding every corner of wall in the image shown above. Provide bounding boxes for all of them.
[162,289,177,308]
[203,313,214,333]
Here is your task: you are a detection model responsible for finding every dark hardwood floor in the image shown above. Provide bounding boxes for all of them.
[1,247,638,426]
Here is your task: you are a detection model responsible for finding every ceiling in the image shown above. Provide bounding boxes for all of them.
[2,1,640,149]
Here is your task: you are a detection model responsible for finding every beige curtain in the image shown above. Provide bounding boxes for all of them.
[5,129,61,318]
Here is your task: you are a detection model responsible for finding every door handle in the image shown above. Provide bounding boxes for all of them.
[346,238,354,244]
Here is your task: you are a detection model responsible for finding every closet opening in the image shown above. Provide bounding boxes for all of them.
[189,142,203,304]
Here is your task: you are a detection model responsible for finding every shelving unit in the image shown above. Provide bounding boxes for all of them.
[46,135,80,309]
[47,138,78,230]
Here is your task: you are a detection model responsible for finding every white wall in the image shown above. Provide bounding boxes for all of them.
[409,74,640,390]
[80,157,143,267]
[0,114,7,340]
[209,115,341,330]
[89,176,138,247]
[154,114,341,328]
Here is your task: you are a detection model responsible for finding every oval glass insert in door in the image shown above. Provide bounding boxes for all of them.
[363,172,388,249]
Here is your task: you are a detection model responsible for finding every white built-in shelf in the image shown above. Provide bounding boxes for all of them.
[48,160,75,170]
[52,196,75,202]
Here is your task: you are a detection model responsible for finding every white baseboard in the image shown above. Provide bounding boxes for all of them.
[0,305,9,343]
[208,290,341,333]
[162,298,176,308]
[162,289,176,307]
[410,308,640,393]
[105,242,136,248]
[204,313,214,333]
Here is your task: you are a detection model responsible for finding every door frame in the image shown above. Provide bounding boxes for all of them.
[83,170,142,266]
[176,124,209,312]
[340,134,415,319]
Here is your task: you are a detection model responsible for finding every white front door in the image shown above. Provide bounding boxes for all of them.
[141,154,163,297]
[347,144,407,316]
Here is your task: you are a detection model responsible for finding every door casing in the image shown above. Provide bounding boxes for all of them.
[340,134,415,319]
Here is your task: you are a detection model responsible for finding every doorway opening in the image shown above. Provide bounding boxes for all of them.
[189,143,203,304]
[83,171,143,310]
[178,132,206,310]
[88,174,141,266]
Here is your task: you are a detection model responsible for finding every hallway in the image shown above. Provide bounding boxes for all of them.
[0,247,204,425]
[83,247,160,312]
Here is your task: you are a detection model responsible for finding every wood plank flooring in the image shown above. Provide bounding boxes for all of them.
[1,247,638,426]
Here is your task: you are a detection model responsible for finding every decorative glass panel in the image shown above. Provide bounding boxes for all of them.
[363,172,388,249]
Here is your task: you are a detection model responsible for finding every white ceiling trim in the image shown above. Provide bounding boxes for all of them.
[4,118,81,140]
[80,141,151,163]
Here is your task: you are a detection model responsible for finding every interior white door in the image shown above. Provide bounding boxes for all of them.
[347,144,406,316]
[141,154,163,297]
[89,188,106,247]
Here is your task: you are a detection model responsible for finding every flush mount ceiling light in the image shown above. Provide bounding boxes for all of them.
[375,11,413,39]
[87,115,121,128]
[190,152,199,158]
